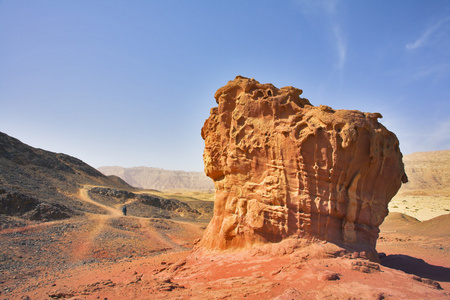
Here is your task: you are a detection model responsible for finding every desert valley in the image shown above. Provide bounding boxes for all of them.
[1,77,449,299]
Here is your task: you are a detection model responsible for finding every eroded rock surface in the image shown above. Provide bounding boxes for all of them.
[200,76,407,258]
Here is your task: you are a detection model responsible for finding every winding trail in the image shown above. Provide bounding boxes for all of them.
[77,187,122,216]
[72,187,125,260]
[71,186,189,259]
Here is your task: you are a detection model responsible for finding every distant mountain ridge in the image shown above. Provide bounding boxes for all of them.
[98,166,214,190]
[400,150,450,193]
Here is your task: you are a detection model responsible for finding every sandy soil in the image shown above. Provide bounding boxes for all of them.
[390,150,450,221]
[389,191,450,221]
[1,187,449,299]
[5,237,448,299]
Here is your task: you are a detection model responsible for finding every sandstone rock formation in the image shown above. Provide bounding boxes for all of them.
[199,76,407,258]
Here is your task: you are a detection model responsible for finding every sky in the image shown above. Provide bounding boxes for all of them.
[0,0,449,172]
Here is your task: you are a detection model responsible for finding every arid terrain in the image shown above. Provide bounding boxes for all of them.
[1,195,448,299]
[389,150,450,221]
[1,131,449,299]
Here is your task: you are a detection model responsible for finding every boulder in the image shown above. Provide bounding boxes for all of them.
[199,76,407,259]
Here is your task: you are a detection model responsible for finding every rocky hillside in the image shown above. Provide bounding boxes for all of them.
[98,166,214,191]
[400,150,450,193]
[87,187,213,220]
[0,131,133,226]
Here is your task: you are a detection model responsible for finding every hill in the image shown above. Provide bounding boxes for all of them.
[98,166,214,191]
[400,150,450,193]
[0,131,135,226]
[0,132,214,226]
[381,212,450,237]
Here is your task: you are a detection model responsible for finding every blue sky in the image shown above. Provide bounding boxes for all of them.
[1,0,449,171]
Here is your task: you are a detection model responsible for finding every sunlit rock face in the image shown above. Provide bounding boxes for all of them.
[200,76,407,258]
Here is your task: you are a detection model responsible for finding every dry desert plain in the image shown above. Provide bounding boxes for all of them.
[1,182,449,299]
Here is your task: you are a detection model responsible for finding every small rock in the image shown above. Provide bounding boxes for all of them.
[320,272,340,281]
[48,290,75,299]
[351,260,380,273]
[422,278,443,290]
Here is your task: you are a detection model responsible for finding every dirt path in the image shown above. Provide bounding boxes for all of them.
[77,187,122,217]
[72,213,109,260]
[122,198,139,207]
[73,187,188,257]
[72,187,124,260]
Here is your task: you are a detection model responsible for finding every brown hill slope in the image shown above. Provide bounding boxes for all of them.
[0,131,133,226]
[381,212,450,237]
[98,166,214,191]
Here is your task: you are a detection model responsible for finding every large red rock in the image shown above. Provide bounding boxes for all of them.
[200,76,407,259]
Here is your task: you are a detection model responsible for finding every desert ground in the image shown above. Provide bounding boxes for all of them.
[389,190,450,221]
[0,185,210,299]
[1,184,449,299]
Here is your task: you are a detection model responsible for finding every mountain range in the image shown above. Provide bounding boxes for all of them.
[400,150,450,193]
[97,166,214,191]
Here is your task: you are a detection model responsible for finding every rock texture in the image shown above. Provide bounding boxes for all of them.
[199,76,407,258]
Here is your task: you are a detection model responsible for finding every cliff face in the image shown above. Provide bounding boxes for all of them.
[200,76,407,257]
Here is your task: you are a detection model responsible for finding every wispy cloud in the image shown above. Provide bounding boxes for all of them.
[333,26,346,70]
[406,16,450,50]
[295,0,338,15]
[295,0,346,71]
[412,63,450,80]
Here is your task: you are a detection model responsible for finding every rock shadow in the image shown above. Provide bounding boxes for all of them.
[381,254,450,282]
